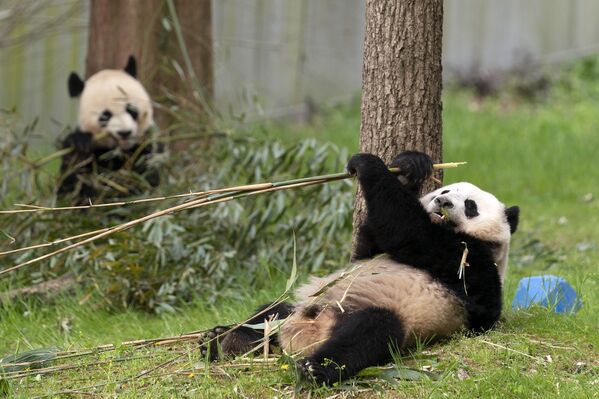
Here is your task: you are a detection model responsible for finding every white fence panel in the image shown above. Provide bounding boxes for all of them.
[2,0,599,137]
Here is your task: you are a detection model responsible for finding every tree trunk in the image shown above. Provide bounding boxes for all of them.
[86,0,213,134]
[153,0,215,147]
[169,0,214,102]
[352,0,443,250]
[86,0,160,78]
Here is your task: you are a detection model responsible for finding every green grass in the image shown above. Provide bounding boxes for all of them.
[2,79,599,397]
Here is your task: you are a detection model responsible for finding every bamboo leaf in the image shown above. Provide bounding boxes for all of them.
[0,378,9,396]
[357,365,439,382]
[242,319,285,331]
[0,348,59,372]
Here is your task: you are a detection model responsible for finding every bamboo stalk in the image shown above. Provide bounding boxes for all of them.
[478,339,545,363]
[33,147,73,167]
[1,354,159,380]
[0,162,464,214]
[0,333,204,375]
[16,302,294,395]
[0,162,465,276]
[0,228,110,256]
[432,162,467,169]
[0,183,274,214]
[0,181,325,276]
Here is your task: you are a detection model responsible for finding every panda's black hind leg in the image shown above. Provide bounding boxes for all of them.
[298,306,405,386]
[198,325,262,361]
[198,302,294,360]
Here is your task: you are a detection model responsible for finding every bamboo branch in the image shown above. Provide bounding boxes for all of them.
[0,183,274,214]
[0,162,466,277]
[0,228,110,256]
[0,162,465,214]
[1,354,159,380]
[0,181,327,276]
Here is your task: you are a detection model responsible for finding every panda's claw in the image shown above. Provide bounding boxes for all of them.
[297,359,319,384]
[297,358,341,386]
[346,153,387,177]
[390,151,433,183]
[197,326,229,360]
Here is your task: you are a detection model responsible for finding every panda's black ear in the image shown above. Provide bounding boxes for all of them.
[68,72,85,97]
[124,55,137,78]
[505,206,520,234]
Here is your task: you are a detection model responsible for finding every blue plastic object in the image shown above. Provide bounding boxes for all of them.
[512,275,582,314]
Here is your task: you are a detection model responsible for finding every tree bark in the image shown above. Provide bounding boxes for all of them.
[169,0,214,102]
[86,0,213,132]
[352,0,443,249]
[152,0,215,144]
[86,0,159,78]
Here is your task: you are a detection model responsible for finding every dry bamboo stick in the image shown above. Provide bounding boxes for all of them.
[0,228,110,256]
[0,162,464,214]
[0,180,326,276]
[1,354,158,380]
[0,183,273,214]
[0,161,465,276]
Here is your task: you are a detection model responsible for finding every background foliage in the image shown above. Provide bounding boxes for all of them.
[1,132,353,312]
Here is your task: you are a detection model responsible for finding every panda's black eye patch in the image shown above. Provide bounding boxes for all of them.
[441,190,450,194]
[98,110,112,127]
[126,104,139,120]
[464,199,479,218]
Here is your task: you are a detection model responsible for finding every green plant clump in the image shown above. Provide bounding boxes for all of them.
[1,130,353,313]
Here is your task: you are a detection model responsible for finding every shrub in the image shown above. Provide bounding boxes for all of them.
[1,128,354,312]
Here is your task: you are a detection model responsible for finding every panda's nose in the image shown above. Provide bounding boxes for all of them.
[117,130,132,140]
[435,197,454,209]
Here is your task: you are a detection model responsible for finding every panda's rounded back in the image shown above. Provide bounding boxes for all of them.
[283,256,467,354]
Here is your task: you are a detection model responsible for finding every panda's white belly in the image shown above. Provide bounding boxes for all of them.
[279,256,466,355]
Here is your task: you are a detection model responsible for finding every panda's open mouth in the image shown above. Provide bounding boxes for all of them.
[430,211,446,224]
[430,209,456,227]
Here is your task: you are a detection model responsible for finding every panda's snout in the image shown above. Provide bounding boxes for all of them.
[117,130,132,140]
[434,196,454,209]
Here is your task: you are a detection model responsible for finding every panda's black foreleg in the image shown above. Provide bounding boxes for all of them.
[131,141,164,187]
[389,151,434,196]
[352,224,382,260]
[350,152,431,260]
[57,130,96,200]
[61,129,94,154]
[298,306,405,386]
[347,153,434,255]
[199,302,294,360]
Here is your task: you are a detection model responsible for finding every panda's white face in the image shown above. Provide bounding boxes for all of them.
[420,182,519,282]
[421,182,511,242]
[78,70,153,150]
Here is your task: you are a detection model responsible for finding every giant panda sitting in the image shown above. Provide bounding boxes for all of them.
[199,151,519,385]
[57,56,163,203]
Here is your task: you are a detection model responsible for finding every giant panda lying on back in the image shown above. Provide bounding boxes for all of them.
[57,56,163,203]
[199,151,520,385]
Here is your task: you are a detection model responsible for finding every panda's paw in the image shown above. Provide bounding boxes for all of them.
[64,131,94,154]
[197,326,229,361]
[347,153,387,177]
[297,358,343,386]
[390,151,433,188]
